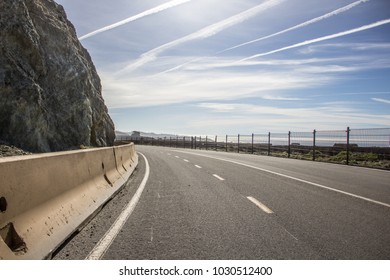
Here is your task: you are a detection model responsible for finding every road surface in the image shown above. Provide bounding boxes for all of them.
[54,145,390,259]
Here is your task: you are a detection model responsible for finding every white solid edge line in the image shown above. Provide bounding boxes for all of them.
[172,150,390,208]
[86,152,150,260]
[247,196,274,214]
[213,174,225,181]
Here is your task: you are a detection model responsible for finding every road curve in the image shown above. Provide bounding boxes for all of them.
[55,145,390,259]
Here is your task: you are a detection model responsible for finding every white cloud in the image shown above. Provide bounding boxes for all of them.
[299,42,390,54]
[372,98,390,104]
[101,50,390,110]
[261,95,308,101]
[102,67,326,109]
[240,19,390,61]
[220,0,370,53]
[118,0,285,72]
[79,0,192,40]
[192,102,390,132]
[160,54,390,75]
[58,0,390,134]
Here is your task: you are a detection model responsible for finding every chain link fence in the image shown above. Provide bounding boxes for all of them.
[117,127,390,170]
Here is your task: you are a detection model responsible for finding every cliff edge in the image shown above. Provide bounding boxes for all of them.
[0,0,115,152]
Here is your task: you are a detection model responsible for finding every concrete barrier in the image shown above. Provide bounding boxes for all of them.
[0,143,138,259]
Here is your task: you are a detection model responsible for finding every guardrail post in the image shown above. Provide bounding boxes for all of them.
[199,136,202,150]
[206,136,208,150]
[238,134,240,153]
[268,132,271,156]
[288,131,291,158]
[183,136,185,149]
[251,133,254,154]
[226,135,228,152]
[215,135,218,151]
[176,136,178,148]
[346,127,350,165]
[313,129,316,161]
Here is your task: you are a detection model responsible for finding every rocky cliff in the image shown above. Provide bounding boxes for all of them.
[0,0,115,152]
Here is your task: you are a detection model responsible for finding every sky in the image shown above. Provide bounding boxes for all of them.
[56,0,390,135]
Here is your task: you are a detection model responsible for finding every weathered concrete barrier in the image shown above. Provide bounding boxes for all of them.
[0,143,138,259]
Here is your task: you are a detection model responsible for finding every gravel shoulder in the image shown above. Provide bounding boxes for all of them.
[0,144,32,157]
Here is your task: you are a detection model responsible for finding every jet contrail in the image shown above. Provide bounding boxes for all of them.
[120,0,285,72]
[240,19,390,61]
[158,0,370,74]
[372,98,390,104]
[220,0,370,53]
[79,0,192,41]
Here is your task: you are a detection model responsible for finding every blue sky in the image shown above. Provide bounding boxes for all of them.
[56,0,390,135]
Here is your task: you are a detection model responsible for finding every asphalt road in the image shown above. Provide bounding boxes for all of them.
[54,145,390,260]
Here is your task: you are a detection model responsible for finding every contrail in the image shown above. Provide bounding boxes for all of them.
[79,0,192,41]
[158,0,370,74]
[120,0,285,72]
[240,19,390,61]
[220,0,370,53]
[372,98,390,104]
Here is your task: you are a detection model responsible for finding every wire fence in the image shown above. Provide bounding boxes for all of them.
[117,127,390,170]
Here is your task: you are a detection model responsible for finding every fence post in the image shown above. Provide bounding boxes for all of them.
[346,127,350,165]
[313,129,316,161]
[288,131,291,158]
[215,135,218,151]
[251,133,254,154]
[238,134,240,153]
[226,135,228,152]
[268,132,271,156]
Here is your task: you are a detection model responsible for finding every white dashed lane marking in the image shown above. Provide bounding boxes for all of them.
[213,174,225,181]
[247,196,274,214]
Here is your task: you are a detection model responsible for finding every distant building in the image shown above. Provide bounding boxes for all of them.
[131,131,141,140]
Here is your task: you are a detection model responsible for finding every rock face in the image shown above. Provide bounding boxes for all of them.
[0,0,115,152]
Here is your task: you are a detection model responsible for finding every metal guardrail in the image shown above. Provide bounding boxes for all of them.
[118,127,390,170]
